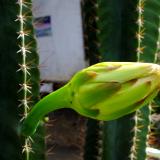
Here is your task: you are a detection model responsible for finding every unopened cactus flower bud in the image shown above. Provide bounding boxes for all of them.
[21,62,160,136]
[71,62,160,120]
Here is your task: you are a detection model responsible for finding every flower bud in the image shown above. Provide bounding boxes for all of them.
[70,62,160,120]
[21,62,160,136]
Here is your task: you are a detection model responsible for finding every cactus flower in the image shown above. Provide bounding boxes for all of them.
[21,62,160,136]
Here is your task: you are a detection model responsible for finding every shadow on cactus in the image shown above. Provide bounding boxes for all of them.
[21,62,160,136]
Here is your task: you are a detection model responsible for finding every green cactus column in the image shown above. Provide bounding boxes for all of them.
[0,1,21,160]
[130,1,160,160]
[97,1,138,160]
[81,1,102,159]
[96,0,160,160]
[82,0,138,160]
[17,0,45,160]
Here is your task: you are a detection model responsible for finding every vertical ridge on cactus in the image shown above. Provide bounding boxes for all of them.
[131,1,160,159]
[17,0,45,160]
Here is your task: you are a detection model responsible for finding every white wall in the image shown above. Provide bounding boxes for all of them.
[32,0,86,81]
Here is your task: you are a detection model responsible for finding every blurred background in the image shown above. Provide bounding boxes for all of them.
[32,1,88,159]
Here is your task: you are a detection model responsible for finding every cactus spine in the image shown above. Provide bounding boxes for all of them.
[130,0,160,160]
[130,1,148,159]
[17,1,32,158]
[17,0,45,160]
[136,0,145,62]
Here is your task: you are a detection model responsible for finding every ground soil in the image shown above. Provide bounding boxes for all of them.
[45,109,86,160]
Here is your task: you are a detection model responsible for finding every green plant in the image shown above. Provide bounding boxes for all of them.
[82,0,160,160]
[17,0,45,160]
[0,0,45,160]
[82,1,138,160]
[0,1,21,160]
[130,1,160,159]
[81,1,102,159]
[16,1,160,160]
[21,62,160,136]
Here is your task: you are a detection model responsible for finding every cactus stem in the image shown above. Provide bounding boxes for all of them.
[130,110,140,160]
[137,0,145,61]
[22,137,33,160]
[17,0,32,159]
[21,84,71,136]
[154,16,160,63]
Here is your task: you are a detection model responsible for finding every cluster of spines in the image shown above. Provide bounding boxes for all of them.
[130,112,138,160]
[130,1,148,159]
[136,0,145,62]
[148,15,160,157]
[154,17,160,63]
[147,103,160,153]
[130,107,150,160]
[131,0,160,159]
[81,1,102,160]
[16,0,33,159]
[97,121,104,160]
[81,0,101,64]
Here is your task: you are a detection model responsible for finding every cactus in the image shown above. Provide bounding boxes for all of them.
[81,0,101,63]
[16,0,45,160]
[81,1,160,160]
[9,1,159,160]
[20,1,160,160]
[0,1,21,160]
[82,1,139,158]
[130,1,160,160]
[81,1,102,159]
[0,0,45,159]
[20,62,160,137]
[94,1,138,160]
